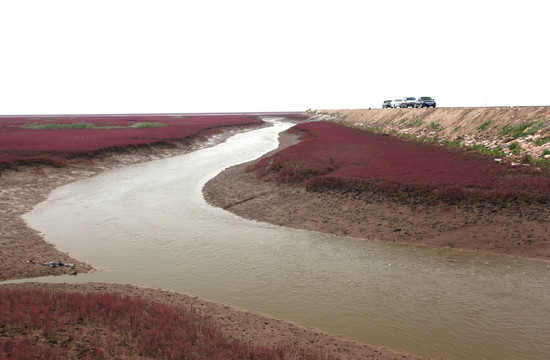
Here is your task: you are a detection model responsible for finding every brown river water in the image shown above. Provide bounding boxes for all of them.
[8,118,550,360]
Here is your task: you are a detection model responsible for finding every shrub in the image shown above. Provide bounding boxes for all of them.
[441,139,462,148]
[23,122,95,129]
[524,154,550,167]
[500,120,546,138]
[429,121,442,131]
[471,144,507,158]
[534,136,550,146]
[130,122,165,128]
[478,120,492,131]
[508,141,521,155]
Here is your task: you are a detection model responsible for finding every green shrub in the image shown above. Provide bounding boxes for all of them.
[524,154,550,167]
[471,144,507,158]
[23,123,94,130]
[501,120,546,138]
[491,146,508,158]
[534,137,550,146]
[408,118,425,127]
[429,121,442,130]
[441,139,462,148]
[508,141,521,155]
[478,120,492,131]
[130,122,165,128]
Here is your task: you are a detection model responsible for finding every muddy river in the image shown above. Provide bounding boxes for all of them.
[13,118,550,360]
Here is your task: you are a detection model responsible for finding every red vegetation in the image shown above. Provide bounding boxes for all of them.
[247,121,550,204]
[278,113,309,121]
[0,288,333,360]
[0,114,264,169]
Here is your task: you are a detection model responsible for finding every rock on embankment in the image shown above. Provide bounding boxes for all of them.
[310,107,550,163]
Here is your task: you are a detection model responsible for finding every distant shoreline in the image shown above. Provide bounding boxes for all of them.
[0,111,306,118]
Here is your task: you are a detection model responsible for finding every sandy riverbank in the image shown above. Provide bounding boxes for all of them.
[0,124,427,359]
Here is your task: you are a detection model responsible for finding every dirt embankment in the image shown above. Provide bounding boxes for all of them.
[317,107,550,161]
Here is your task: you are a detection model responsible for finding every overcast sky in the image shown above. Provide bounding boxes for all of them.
[1,0,549,115]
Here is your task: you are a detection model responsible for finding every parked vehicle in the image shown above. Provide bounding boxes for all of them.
[390,99,404,108]
[402,97,417,108]
[382,100,392,108]
[415,96,436,108]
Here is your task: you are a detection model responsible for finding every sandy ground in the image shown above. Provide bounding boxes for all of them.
[0,124,427,359]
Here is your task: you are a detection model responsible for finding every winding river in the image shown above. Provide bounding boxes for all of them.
[10,118,550,360]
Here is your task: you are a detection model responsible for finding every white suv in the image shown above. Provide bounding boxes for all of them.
[402,97,417,108]
[390,99,404,108]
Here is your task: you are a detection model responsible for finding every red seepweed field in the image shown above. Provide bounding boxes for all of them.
[248,121,550,204]
[0,113,274,169]
[0,287,331,360]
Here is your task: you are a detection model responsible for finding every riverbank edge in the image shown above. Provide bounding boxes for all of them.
[203,128,550,262]
[0,122,427,360]
[1,124,268,281]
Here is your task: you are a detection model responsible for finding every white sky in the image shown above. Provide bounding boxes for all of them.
[1,0,549,115]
